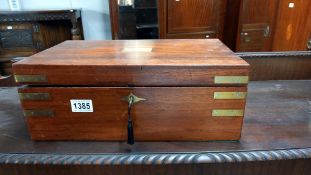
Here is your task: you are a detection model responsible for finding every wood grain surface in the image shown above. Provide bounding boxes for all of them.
[13,39,245,66]
[0,80,310,153]
[167,0,226,35]
[13,39,249,86]
[239,51,311,80]
[0,81,311,175]
[158,0,227,40]
[236,0,279,52]
[19,87,247,141]
[272,0,311,51]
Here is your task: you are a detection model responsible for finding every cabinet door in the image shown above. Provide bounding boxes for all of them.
[272,0,311,51]
[236,0,279,52]
[167,0,226,38]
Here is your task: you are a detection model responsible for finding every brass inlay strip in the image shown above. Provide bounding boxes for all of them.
[214,76,249,84]
[23,110,54,117]
[14,75,47,83]
[212,109,244,117]
[214,92,247,99]
[19,93,51,101]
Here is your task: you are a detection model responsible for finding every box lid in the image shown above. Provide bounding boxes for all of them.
[13,39,249,86]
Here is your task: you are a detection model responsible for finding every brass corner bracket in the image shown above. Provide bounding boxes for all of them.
[23,109,54,117]
[214,76,249,84]
[14,75,47,83]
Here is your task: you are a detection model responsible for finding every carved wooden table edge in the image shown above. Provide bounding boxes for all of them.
[1,148,310,165]
[0,9,81,22]
[0,9,83,40]
[236,51,311,58]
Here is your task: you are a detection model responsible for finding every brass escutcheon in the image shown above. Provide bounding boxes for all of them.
[123,93,146,105]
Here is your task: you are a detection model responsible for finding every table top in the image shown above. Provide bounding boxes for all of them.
[0,80,310,165]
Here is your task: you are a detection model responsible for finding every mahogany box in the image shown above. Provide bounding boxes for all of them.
[12,39,249,143]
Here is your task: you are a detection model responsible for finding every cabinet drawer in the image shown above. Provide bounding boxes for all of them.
[166,31,217,39]
[19,86,247,141]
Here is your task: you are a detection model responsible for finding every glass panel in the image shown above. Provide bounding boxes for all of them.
[0,30,33,48]
[118,0,158,39]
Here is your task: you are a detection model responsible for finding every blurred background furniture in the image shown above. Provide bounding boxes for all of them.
[109,0,311,52]
[158,0,226,40]
[238,51,311,80]
[0,58,12,86]
[0,9,83,86]
[110,0,159,39]
[110,0,228,42]
[236,0,311,52]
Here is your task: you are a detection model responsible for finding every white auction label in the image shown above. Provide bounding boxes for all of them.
[70,99,93,112]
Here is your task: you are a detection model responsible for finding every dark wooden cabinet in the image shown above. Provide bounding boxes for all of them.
[163,0,226,39]
[109,0,159,39]
[109,0,311,52]
[235,0,279,52]
[272,0,311,51]
[0,10,83,86]
[236,0,311,52]
[110,0,226,40]
[0,22,72,59]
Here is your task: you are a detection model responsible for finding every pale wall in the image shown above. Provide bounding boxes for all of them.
[0,0,112,40]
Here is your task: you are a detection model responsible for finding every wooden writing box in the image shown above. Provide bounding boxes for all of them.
[13,39,249,143]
